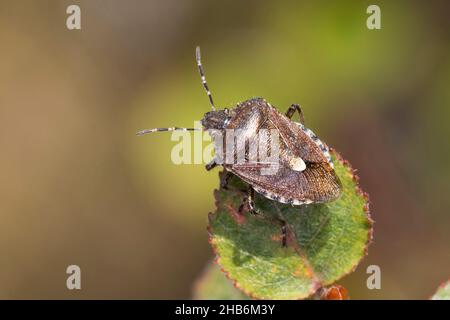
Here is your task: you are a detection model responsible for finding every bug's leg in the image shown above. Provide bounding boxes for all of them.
[205,160,217,171]
[219,170,247,194]
[285,104,305,125]
[196,47,216,111]
[238,187,260,215]
[220,170,232,190]
[239,194,289,247]
[269,215,288,247]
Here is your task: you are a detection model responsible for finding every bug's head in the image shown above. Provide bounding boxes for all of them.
[201,108,231,130]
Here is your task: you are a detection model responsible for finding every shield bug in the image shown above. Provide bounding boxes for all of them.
[137,47,341,221]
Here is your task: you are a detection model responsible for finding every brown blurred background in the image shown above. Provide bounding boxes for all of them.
[0,0,449,299]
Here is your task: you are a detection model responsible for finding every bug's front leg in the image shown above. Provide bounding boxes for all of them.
[219,170,248,193]
[269,214,288,247]
[285,104,305,125]
[209,162,234,190]
[205,160,217,171]
[238,187,259,215]
[238,189,288,247]
[219,170,233,190]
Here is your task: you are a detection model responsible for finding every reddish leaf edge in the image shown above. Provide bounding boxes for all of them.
[430,279,450,300]
[207,148,374,300]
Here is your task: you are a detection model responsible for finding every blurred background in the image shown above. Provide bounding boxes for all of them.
[0,0,449,299]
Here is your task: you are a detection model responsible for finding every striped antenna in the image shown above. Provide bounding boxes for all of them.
[196,46,216,111]
[136,127,200,136]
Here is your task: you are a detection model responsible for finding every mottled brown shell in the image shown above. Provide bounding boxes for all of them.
[221,98,341,205]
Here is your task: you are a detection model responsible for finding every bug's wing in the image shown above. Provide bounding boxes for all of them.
[229,162,341,203]
[265,106,327,163]
[227,98,341,203]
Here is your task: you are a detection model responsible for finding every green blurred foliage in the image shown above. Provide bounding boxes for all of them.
[0,0,449,299]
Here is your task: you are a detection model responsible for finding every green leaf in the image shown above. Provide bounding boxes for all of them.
[208,150,372,300]
[193,261,249,300]
[431,280,450,300]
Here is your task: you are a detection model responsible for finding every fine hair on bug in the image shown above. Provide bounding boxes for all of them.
[137,47,342,246]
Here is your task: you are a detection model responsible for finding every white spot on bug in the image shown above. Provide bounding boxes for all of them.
[295,122,333,168]
[289,156,306,172]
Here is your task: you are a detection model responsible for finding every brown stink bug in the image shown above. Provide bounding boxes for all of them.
[137,47,341,223]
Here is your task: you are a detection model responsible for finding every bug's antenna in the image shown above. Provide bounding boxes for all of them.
[136,127,200,136]
[196,46,216,111]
